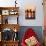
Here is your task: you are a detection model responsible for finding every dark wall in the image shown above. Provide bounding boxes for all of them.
[18,26,44,43]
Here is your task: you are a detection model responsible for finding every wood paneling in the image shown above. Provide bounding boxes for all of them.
[0,24,20,32]
[2,41,19,46]
[0,7,20,46]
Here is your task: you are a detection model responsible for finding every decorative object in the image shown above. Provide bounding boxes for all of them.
[25,36,38,46]
[14,28,17,32]
[15,0,17,7]
[21,28,41,46]
[2,28,13,41]
[13,27,18,41]
[25,8,36,19]
[2,10,9,15]
[13,32,18,41]
[9,9,18,15]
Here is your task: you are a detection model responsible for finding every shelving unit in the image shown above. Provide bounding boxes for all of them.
[0,7,20,46]
[0,7,19,24]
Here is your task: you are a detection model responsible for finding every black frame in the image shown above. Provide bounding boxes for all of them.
[25,9,35,19]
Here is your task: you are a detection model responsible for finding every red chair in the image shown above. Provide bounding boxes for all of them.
[21,28,41,46]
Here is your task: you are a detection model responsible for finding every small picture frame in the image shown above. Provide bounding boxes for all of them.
[2,10,9,15]
[25,9,36,19]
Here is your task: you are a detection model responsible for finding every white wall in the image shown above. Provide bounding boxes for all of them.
[0,0,43,26]
[18,0,44,26]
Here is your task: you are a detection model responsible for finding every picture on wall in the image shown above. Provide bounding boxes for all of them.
[25,9,36,19]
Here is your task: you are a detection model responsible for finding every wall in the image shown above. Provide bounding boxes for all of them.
[18,0,44,26]
[0,0,44,45]
[0,0,44,26]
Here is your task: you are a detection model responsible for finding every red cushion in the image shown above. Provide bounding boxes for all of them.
[21,28,41,46]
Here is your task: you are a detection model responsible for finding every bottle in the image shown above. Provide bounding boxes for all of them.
[5,18,8,24]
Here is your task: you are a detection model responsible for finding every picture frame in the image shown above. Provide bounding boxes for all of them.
[2,10,9,15]
[25,9,35,19]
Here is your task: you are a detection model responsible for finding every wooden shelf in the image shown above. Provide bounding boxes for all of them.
[0,7,19,10]
[0,40,19,46]
[0,24,20,32]
[0,7,19,24]
[0,7,20,46]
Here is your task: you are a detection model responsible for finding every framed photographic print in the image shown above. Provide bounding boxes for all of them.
[25,9,35,19]
[2,10,9,15]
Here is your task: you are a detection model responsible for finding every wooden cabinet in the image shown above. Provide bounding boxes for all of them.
[2,41,19,46]
[0,7,20,46]
[0,7,19,24]
[0,41,19,46]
